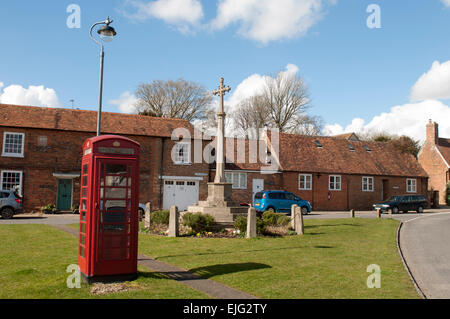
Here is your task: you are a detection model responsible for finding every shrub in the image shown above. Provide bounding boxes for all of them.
[182,212,215,233]
[41,204,57,214]
[151,210,170,225]
[262,211,291,227]
[234,216,266,235]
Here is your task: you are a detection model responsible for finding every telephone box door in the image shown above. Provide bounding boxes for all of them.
[94,159,138,275]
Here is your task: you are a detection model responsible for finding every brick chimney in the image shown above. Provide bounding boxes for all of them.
[426,119,439,145]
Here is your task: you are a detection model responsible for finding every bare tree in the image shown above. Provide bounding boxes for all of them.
[232,70,322,136]
[263,71,310,132]
[135,78,214,122]
[361,131,422,158]
[232,95,269,139]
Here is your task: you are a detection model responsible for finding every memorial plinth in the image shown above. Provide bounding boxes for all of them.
[187,182,248,224]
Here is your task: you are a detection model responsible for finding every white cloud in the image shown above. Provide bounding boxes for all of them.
[109,91,139,113]
[123,0,204,33]
[0,82,61,107]
[225,63,300,113]
[324,100,450,142]
[411,60,450,101]
[442,0,450,7]
[211,0,332,44]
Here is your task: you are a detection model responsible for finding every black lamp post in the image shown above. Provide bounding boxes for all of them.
[89,17,117,136]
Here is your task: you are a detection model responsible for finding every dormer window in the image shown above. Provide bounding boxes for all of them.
[314,140,323,148]
[348,143,355,152]
[364,145,371,152]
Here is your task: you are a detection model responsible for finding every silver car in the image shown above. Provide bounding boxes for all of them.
[0,190,23,219]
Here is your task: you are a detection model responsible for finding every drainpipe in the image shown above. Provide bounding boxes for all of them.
[159,138,165,210]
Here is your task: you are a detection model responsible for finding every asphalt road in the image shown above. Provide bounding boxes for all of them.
[399,212,450,299]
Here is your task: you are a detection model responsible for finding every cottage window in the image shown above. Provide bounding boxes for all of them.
[299,174,312,190]
[362,176,374,192]
[329,175,341,191]
[406,179,417,193]
[1,170,23,196]
[225,172,247,189]
[2,132,25,157]
[173,142,191,165]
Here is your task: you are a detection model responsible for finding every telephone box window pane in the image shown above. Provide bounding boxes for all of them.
[103,211,126,223]
[103,224,126,234]
[105,175,127,187]
[82,176,87,187]
[81,211,86,221]
[80,235,85,245]
[82,188,87,198]
[80,246,85,258]
[106,164,127,175]
[82,200,86,210]
[105,188,126,199]
[82,165,88,175]
[80,223,86,234]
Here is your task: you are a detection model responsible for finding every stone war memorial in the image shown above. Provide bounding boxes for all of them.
[187,77,247,224]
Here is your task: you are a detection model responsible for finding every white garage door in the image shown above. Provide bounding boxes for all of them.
[163,180,199,211]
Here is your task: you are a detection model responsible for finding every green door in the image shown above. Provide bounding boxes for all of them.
[57,179,72,211]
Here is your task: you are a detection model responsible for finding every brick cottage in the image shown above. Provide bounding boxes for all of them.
[0,103,428,213]
[418,120,450,206]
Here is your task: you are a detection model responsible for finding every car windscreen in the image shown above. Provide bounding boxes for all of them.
[387,196,401,202]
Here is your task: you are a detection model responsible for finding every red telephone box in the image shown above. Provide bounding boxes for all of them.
[78,135,140,283]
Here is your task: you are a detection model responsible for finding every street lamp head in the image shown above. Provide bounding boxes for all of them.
[97,25,117,43]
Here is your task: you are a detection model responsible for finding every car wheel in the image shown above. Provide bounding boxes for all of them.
[417,206,424,214]
[265,207,275,213]
[402,211,408,214]
[392,207,399,214]
[301,207,308,215]
[1,207,14,219]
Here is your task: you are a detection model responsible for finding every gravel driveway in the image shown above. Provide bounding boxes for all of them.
[0,214,79,225]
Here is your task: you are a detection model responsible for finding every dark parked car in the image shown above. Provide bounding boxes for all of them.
[0,190,23,219]
[373,195,428,214]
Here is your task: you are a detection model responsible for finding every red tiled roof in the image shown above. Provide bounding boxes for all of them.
[276,133,427,177]
[0,104,193,138]
[437,138,450,166]
[333,132,360,141]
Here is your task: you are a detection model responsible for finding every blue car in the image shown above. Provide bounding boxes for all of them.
[253,190,312,215]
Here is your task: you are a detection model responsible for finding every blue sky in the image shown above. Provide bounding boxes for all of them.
[1,0,450,140]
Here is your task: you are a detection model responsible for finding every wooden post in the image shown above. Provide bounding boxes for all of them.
[168,206,179,237]
[388,208,393,219]
[295,206,304,235]
[247,207,257,238]
[144,202,151,229]
[350,209,355,218]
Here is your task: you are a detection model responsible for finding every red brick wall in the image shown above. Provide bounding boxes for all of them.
[419,141,449,205]
[0,127,158,212]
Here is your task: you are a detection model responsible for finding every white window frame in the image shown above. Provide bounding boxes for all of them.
[362,176,374,192]
[406,178,417,193]
[225,171,247,189]
[0,170,23,196]
[329,175,341,191]
[173,142,191,165]
[298,174,312,190]
[2,132,25,158]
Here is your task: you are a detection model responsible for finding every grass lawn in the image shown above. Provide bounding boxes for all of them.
[138,218,419,299]
[0,224,207,299]
[0,218,419,299]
